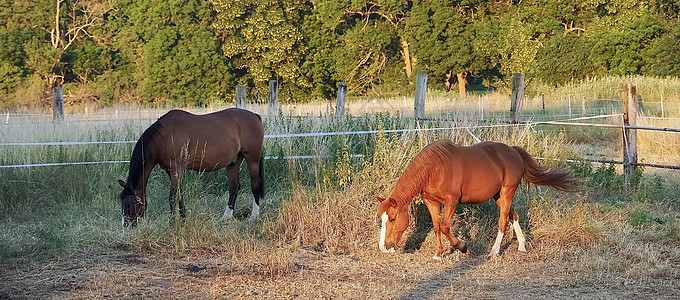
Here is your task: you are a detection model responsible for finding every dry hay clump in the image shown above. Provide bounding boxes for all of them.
[528,195,609,250]
[121,214,295,277]
[268,129,421,254]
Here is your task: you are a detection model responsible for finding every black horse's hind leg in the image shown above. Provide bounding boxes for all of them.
[221,155,244,220]
[246,155,264,221]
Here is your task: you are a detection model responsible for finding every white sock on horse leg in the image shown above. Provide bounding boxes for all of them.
[512,220,527,252]
[249,202,260,221]
[489,230,504,257]
[221,207,234,220]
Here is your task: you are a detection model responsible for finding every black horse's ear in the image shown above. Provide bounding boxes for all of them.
[118,180,127,188]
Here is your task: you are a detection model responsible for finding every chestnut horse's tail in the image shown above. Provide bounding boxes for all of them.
[513,146,577,192]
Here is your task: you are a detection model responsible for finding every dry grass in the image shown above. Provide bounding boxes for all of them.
[2,197,679,299]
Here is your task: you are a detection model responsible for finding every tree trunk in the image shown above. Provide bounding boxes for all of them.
[400,39,413,80]
[444,70,452,92]
[457,72,468,97]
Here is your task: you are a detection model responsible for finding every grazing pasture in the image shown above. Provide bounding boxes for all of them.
[1,88,679,298]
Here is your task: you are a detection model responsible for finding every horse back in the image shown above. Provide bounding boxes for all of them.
[421,140,525,204]
[153,108,264,171]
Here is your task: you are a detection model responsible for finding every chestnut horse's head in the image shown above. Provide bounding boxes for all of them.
[118,180,146,228]
[377,197,409,253]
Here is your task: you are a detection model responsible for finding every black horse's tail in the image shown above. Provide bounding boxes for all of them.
[513,146,577,192]
[258,152,265,198]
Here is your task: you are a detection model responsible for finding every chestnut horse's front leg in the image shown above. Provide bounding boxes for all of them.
[441,199,467,255]
[423,199,445,260]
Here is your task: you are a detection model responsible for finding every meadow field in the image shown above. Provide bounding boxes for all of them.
[1,78,680,299]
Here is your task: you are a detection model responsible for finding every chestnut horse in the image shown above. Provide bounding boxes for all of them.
[377,139,575,260]
[118,108,264,227]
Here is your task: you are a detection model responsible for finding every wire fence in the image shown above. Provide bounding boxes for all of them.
[2,112,678,169]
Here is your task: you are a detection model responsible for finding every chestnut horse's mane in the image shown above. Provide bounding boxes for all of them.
[390,140,458,205]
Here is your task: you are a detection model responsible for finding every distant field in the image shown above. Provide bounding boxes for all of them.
[1,79,679,298]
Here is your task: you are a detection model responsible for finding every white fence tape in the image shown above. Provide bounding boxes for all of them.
[2,113,677,169]
[0,155,364,169]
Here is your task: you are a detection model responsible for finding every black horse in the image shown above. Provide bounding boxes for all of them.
[118,108,265,227]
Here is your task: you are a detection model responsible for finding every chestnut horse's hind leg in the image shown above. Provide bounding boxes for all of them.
[489,185,518,258]
[221,156,244,220]
[510,207,527,252]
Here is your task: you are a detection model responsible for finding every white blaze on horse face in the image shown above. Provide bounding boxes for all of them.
[513,220,527,252]
[379,212,393,253]
[249,201,260,221]
[489,230,504,258]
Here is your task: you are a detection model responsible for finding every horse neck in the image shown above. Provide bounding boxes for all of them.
[390,158,429,206]
[126,140,156,197]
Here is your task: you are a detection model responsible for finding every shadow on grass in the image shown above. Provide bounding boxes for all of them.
[403,203,432,253]
[397,256,484,300]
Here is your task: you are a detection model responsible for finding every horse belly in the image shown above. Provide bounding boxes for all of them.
[459,173,503,204]
[182,139,239,172]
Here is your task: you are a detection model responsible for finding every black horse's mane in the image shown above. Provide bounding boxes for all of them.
[126,118,164,190]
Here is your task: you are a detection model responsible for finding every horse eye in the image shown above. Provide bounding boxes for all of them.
[390,218,396,222]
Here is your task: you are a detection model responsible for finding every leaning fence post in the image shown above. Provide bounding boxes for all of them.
[268,80,279,116]
[510,73,525,123]
[236,85,247,109]
[582,96,586,117]
[52,85,64,122]
[541,94,545,113]
[414,73,428,119]
[622,82,638,184]
[335,82,347,116]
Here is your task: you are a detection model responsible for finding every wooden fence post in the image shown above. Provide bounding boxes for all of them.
[268,80,279,116]
[52,85,64,122]
[541,94,545,113]
[510,73,525,123]
[336,82,347,116]
[622,82,638,184]
[414,73,427,119]
[236,85,247,109]
[582,96,586,117]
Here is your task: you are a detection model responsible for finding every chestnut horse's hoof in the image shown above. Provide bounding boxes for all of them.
[459,241,468,253]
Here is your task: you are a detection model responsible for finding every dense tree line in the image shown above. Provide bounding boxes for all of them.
[1,0,679,107]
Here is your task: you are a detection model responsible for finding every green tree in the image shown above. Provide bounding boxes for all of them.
[210,0,308,99]
[405,0,488,96]
[0,0,113,107]
[304,0,409,97]
[106,0,231,105]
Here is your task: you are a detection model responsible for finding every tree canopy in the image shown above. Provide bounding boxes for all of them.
[1,0,679,107]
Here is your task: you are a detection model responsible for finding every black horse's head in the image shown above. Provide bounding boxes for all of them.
[118,180,146,228]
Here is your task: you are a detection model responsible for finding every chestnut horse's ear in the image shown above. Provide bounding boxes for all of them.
[377,197,386,203]
[388,198,398,208]
[118,180,127,188]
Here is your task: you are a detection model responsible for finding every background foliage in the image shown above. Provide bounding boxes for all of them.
[1,0,680,108]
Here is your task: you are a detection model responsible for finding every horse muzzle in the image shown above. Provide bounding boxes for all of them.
[380,242,397,253]
[122,216,139,228]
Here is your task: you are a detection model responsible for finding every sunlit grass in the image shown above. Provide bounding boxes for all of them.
[0,77,679,283]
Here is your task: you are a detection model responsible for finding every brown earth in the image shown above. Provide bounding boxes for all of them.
[2,238,679,300]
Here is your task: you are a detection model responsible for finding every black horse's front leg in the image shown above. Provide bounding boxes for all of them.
[168,170,185,220]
